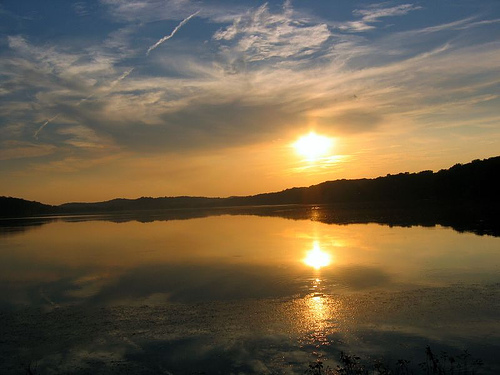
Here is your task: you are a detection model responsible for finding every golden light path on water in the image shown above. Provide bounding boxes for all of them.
[300,241,339,348]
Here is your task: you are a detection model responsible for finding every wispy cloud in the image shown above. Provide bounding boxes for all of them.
[58,124,115,149]
[213,3,331,63]
[1,0,499,177]
[31,67,134,138]
[353,3,422,22]
[408,16,476,34]
[417,16,500,34]
[101,0,195,22]
[73,2,91,17]
[100,0,245,24]
[337,3,422,32]
[4,34,136,139]
[5,2,495,153]
[0,141,56,161]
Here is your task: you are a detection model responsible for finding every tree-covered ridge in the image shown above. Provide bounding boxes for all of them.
[1,156,498,217]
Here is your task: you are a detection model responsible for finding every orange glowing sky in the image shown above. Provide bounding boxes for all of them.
[1,1,499,204]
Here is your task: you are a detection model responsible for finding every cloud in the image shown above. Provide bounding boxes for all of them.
[213,3,331,62]
[58,125,114,149]
[30,154,123,173]
[2,0,500,174]
[318,111,383,134]
[100,0,201,22]
[353,3,421,23]
[100,101,305,153]
[0,141,56,161]
[100,0,248,24]
[3,36,137,139]
[399,16,500,36]
[326,265,392,290]
[73,2,91,17]
[15,34,499,154]
[457,18,500,29]
[86,263,308,305]
[337,3,422,33]
[7,36,113,82]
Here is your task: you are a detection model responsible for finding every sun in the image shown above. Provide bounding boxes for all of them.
[293,132,333,160]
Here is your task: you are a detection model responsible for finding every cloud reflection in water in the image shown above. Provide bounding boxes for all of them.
[1,215,500,373]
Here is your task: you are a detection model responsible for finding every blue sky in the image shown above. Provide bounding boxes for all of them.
[1,0,499,203]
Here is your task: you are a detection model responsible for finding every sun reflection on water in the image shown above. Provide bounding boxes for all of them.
[297,242,341,348]
[304,241,331,270]
[299,277,341,348]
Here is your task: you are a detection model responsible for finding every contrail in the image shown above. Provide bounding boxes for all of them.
[33,68,134,139]
[34,113,60,139]
[146,11,199,56]
[110,67,135,87]
[33,10,198,138]
[77,93,94,105]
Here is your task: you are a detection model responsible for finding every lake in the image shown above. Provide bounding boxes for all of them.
[1,206,499,374]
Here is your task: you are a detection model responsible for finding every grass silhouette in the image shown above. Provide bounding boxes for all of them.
[306,346,483,375]
[20,346,484,374]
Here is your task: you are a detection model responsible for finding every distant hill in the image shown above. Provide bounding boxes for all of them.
[228,156,500,206]
[1,156,499,218]
[0,197,57,218]
[58,196,224,214]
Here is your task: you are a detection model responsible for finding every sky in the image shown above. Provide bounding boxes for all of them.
[1,0,499,204]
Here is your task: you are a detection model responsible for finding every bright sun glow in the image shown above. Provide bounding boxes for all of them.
[293,132,333,160]
[304,242,331,270]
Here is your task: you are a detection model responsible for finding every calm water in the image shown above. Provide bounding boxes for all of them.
[0,208,499,374]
